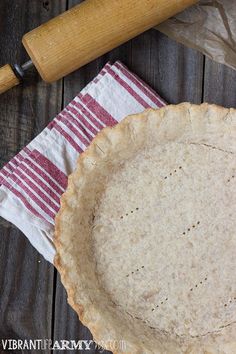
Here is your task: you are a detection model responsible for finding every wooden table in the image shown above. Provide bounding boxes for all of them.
[0,1,236,353]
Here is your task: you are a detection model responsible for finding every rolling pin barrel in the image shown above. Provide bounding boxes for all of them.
[22,0,197,83]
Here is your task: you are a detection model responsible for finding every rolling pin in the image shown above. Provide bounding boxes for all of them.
[0,0,197,94]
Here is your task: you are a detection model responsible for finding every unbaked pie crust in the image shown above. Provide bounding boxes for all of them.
[54,103,236,354]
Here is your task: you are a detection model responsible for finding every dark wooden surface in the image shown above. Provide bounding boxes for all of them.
[0,1,236,353]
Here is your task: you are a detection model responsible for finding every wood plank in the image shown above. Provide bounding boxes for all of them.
[53,3,204,351]
[129,30,204,104]
[203,57,236,108]
[0,0,66,349]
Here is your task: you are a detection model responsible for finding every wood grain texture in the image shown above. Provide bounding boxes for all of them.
[203,57,236,107]
[121,29,204,104]
[0,0,66,352]
[0,64,20,94]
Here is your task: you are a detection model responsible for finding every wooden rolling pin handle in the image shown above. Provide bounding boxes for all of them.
[22,0,198,83]
[0,64,20,94]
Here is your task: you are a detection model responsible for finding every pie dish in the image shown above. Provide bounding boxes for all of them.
[54,103,236,354]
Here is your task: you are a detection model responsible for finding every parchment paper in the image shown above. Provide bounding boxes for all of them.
[156,0,236,70]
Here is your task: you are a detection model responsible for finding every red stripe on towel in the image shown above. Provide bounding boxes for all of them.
[30,150,68,189]
[114,62,166,108]
[22,158,64,195]
[72,99,105,130]
[17,164,60,204]
[53,124,84,153]
[3,180,48,221]
[66,105,97,137]
[56,113,91,145]
[106,66,150,109]
[7,174,55,220]
[80,93,117,126]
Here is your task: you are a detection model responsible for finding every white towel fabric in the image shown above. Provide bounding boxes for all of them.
[0,61,166,263]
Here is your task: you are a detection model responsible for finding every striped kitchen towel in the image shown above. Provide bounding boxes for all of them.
[0,61,166,263]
